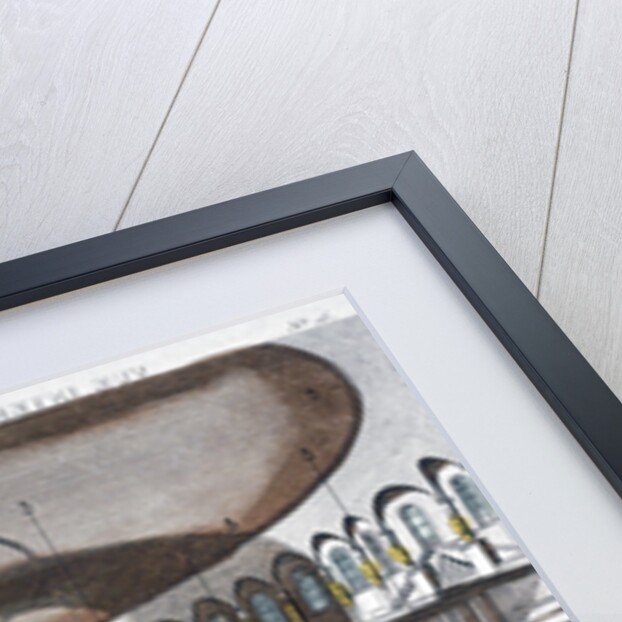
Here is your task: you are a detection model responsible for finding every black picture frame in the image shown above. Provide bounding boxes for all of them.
[1,150,620,501]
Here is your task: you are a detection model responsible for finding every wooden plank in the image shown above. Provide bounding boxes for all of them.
[119,0,576,290]
[0,0,218,262]
[539,1,622,399]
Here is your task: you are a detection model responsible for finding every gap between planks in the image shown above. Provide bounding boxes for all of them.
[113,0,225,231]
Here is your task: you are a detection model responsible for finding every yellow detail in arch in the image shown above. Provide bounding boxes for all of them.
[449,514,473,541]
[360,560,382,585]
[282,603,304,622]
[327,581,352,608]
[388,545,412,565]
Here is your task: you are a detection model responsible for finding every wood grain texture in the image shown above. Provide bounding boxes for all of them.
[119,0,576,290]
[0,0,218,262]
[539,1,622,400]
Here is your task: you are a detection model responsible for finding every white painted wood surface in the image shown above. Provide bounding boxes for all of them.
[1,3,620,413]
[539,0,622,400]
[118,0,576,290]
[0,0,218,262]
[2,0,622,616]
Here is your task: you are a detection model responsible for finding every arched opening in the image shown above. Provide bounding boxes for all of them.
[359,531,393,572]
[274,551,350,621]
[249,592,288,622]
[291,569,331,613]
[399,504,440,549]
[329,547,369,594]
[193,597,241,622]
[449,474,496,527]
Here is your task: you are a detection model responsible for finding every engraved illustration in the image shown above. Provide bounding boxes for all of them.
[0,297,567,622]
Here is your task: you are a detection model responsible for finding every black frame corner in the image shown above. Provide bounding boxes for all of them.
[0,151,621,499]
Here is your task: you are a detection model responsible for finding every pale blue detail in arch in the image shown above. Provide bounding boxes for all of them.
[360,531,393,572]
[249,593,288,622]
[450,474,496,527]
[329,547,369,593]
[399,504,440,548]
[292,570,331,613]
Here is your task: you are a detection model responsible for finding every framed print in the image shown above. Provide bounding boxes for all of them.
[0,151,620,621]
[0,295,568,622]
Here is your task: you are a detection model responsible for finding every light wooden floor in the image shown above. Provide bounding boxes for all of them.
[1,1,620,399]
